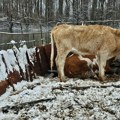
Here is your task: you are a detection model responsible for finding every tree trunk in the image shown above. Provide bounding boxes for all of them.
[65,0,70,17]
[59,0,63,17]
[45,0,53,21]
[90,0,97,20]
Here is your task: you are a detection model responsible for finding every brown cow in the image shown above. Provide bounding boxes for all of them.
[50,24,120,81]
[64,54,97,79]
[64,54,114,79]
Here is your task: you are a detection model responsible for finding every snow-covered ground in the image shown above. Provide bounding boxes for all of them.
[0,77,120,120]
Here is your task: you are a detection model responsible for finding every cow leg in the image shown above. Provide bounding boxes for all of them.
[98,54,107,81]
[7,79,16,91]
[56,51,69,82]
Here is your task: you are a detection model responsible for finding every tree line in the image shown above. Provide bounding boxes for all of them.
[0,0,120,32]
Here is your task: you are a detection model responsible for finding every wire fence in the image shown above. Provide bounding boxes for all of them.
[0,31,50,50]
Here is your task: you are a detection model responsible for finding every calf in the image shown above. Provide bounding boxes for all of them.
[64,54,97,79]
[64,54,114,79]
[50,24,120,81]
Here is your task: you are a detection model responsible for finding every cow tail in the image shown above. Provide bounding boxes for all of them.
[50,32,54,71]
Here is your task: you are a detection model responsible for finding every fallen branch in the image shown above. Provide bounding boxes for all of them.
[2,97,56,113]
[101,106,116,115]
[52,84,120,91]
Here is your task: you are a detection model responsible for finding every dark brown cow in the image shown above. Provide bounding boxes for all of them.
[7,70,21,91]
[34,45,52,76]
[0,70,21,95]
[0,81,9,95]
[51,24,120,81]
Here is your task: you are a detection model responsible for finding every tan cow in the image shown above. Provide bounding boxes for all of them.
[50,24,120,82]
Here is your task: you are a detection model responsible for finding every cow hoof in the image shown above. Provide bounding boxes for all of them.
[99,77,108,83]
[100,80,108,84]
[59,76,68,82]
[99,76,105,81]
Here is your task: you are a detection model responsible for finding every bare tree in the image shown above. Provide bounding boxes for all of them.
[45,0,53,21]
[58,0,63,18]
[90,0,98,20]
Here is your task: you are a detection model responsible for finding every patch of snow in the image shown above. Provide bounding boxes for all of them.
[0,45,35,81]
[0,55,7,80]
[0,50,13,73]
[10,40,17,44]
[0,77,120,120]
